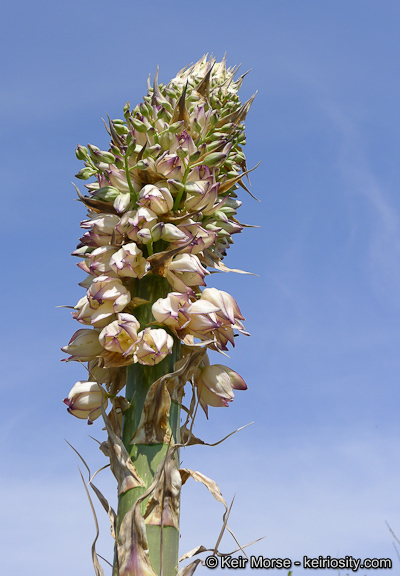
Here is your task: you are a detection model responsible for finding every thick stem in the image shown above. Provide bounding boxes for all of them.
[116,275,181,576]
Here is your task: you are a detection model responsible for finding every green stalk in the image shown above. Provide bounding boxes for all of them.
[117,274,181,576]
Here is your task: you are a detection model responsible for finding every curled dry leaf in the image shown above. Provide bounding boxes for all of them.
[179,546,208,563]
[78,468,105,576]
[179,469,227,508]
[66,440,117,540]
[130,376,172,445]
[180,421,254,447]
[144,451,181,529]
[177,559,202,576]
[116,503,157,576]
[102,406,145,495]
[208,261,257,275]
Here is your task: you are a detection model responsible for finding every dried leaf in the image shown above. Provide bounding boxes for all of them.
[179,546,208,562]
[116,503,157,576]
[179,469,226,508]
[177,559,202,576]
[66,441,117,539]
[144,451,181,529]
[180,422,253,447]
[208,261,257,275]
[78,468,105,576]
[102,407,145,495]
[130,376,172,445]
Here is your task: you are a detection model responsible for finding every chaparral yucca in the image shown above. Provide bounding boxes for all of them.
[62,54,257,576]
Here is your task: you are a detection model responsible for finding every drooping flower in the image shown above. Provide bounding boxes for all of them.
[200,287,249,349]
[194,363,247,416]
[165,253,208,294]
[61,328,103,361]
[63,381,108,424]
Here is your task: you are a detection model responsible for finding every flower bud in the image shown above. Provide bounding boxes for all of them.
[203,152,227,167]
[176,146,188,160]
[114,192,132,214]
[168,121,185,133]
[93,186,120,202]
[63,381,108,424]
[161,223,187,242]
[150,222,164,242]
[131,118,148,132]
[61,328,103,361]
[75,167,97,180]
[75,145,88,160]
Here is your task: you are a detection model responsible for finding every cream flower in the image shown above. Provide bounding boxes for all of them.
[195,364,247,417]
[109,243,149,278]
[63,381,108,424]
[135,328,174,366]
[99,313,140,356]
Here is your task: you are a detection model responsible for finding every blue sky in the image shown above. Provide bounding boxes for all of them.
[1,1,400,574]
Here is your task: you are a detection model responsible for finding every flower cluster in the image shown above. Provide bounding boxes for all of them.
[63,56,254,421]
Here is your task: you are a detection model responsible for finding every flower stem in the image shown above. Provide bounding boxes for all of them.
[116,275,181,575]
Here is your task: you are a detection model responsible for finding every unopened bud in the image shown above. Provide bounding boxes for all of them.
[76,145,88,160]
[161,223,187,242]
[167,178,185,195]
[136,160,150,170]
[151,222,164,242]
[176,146,188,160]
[168,121,184,133]
[75,167,97,180]
[131,118,148,133]
[159,131,175,150]
[114,192,132,214]
[203,152,227,167]
[93,186,120,201]
[137,228,152,244]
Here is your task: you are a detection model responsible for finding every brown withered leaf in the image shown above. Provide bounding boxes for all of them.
[101,350,136,368]
[147,238,194,276]
[73,183,118,214]
[179,546,208,562]
[170,82,191,129]
[217,161,261,197]
[102,407,145,495]
[180,421,254,454]
[78,468,105,576]
[144,451,181,530]
[130,376,172,445]
[116,503,157,576]
[107,403,123,438]
[177,559,202,576]
[180,469,227,508]
[66,440,117,540]
[208,261,257,275]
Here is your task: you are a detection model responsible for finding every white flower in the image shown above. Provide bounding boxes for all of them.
[99,313,140,355]
[109,243,149,278]
[63,381,108,424]
[166,253,208,293]
[61,328,102,361]
[135,328,173,366]
[195,364,247,416]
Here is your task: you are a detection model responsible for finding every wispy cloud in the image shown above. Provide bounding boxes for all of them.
[326,104,400,308]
